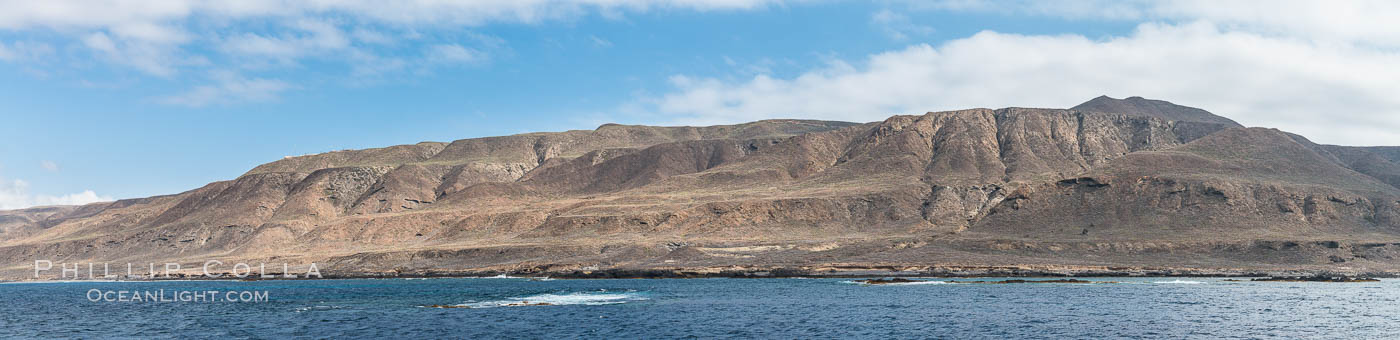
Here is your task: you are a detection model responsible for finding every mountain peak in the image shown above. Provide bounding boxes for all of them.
[1072,96,1241,126]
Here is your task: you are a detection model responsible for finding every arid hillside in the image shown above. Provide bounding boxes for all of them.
[6,96,1400,279]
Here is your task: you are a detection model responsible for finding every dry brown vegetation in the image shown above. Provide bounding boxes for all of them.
[5,97,1400,279]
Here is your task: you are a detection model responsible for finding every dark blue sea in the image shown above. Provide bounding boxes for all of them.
[2,277,1396,339]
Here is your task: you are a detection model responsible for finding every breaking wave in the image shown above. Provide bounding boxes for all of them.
[454,290,646,308]
[842,280,953,286]
[1154,280,1206,284]
[880,281,953,286]
[294,305,346,312]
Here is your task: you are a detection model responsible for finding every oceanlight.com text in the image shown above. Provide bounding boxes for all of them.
[86,289,270,303]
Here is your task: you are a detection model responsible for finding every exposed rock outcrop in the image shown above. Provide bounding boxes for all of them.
[5,97,1400,280]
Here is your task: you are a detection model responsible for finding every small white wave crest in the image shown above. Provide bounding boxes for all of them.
[455,291,646,308]
[880,281,952,286]
[842,279,953,286]
[1154,280,1205,284]
[294,305,346,312]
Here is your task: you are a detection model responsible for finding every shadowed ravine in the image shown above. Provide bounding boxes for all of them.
[5,96,1400,280]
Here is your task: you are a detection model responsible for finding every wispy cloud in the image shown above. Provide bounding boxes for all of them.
[218,19,351,63]
[0,177,113,210]
[158,71,294,107]
[464,31,507,49]
[425,44,487,65]
[39,160,58,172]
[0,40,54,61]
[870,9,934,40]
[589,35,614,48]
[0,0,783,76]
[0,0,782,108]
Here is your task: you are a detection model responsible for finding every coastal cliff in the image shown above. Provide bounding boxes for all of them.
[6,96,1400,279]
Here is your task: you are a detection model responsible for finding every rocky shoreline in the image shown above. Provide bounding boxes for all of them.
[857,278,1111,284]
[317,264,1400,280]
[11,264,1395,282]
[1247,276,1382,282]
[7,97,1400,290]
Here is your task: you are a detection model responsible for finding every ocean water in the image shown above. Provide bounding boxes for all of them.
[2,277,1397,339]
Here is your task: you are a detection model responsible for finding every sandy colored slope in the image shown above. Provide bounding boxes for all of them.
[5,97,1400,279]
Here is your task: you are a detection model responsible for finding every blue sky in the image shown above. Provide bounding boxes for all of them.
[2,0,1399,208]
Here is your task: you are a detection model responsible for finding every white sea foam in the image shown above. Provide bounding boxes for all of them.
[294,305,345,312]
[842,279,953,286]
[455,291,646,308]
[1154,280,1206,284]
[880,280,953,286]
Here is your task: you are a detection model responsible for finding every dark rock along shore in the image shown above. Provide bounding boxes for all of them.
[6,96,1400,281]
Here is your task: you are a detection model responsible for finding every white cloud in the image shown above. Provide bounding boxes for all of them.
[39,160,58,172]
[108,21,192,45]
[1153,1,1400,48]
[0,0,785,75]
[343,49,408,79]
[79,31,197,77]
[0,178,113,210]
[912,0,1400,47]
[4,0,1399,146]
[340,43,488,80]
[0,40,53,61]
[0,1,780,32]
[870,9,933,40]
[425,44,487,65]
[343,49,407,79]
[34,190,111,208]
[589,35,614,48]
[218,18,351,64]
[464,32,508,49]
[1,1,769,102]
[158,70,293,107]
[351,28,394,45]
[80,32,116,53]
[643,21,1400,146]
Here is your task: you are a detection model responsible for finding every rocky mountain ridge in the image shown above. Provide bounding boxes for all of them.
[5,96,1400,279]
